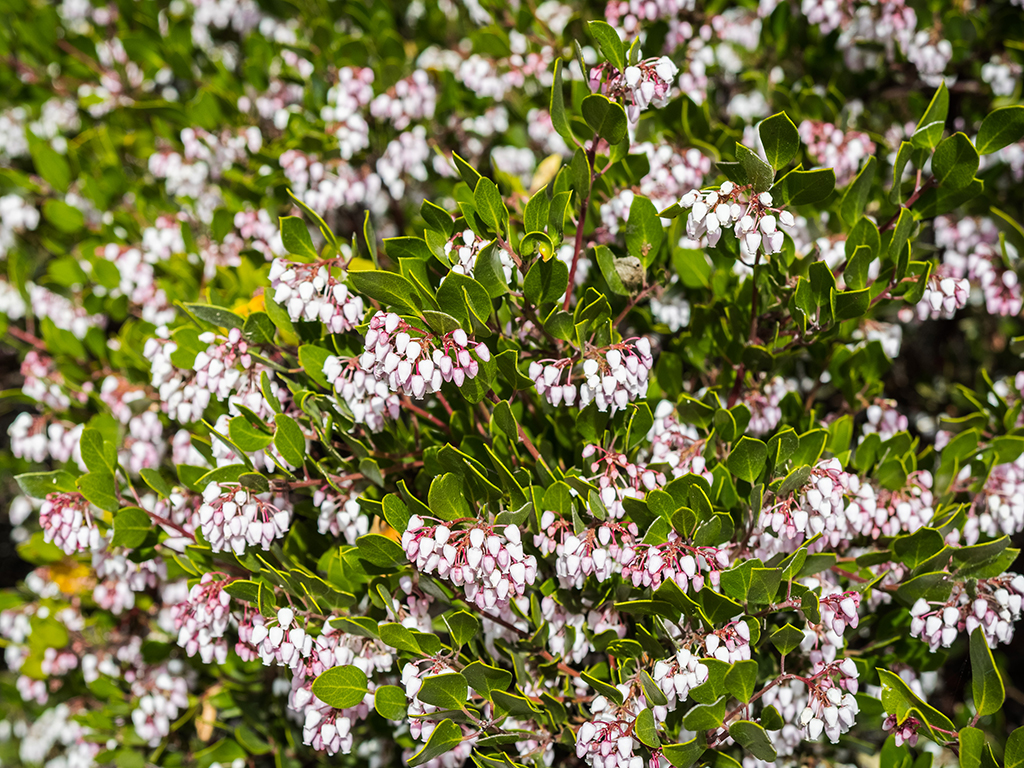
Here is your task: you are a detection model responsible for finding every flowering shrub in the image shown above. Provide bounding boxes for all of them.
[3,1,1024,768]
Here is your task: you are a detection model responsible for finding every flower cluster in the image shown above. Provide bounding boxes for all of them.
[39,492,102,555]
[653,647,711,708]
[360,311,490,398]
[170,573,232,664]
[589,56,678,123]
[535,514,638,588]
[798,121,876,187]
[622,533,729,590]
[798,659,860,743]
[910,574,1024,650]
[530,339,654,414]
[197,483,292,555]
[680,183,792,259]
[401,517,538,610]
[269,259,366,332]
[323,355,402,432]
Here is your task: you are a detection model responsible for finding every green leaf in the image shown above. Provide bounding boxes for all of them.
[16,470,78,498]
[725,660,758,703]
[890,141,914,204]
[356,533,405,568]
[682,697,726,730]
[299,344,332,389]
[29,137,72,192]
[877,668,956,736]
[969,627,1004,717]
[311,665,368,709]
[229,415,273,452]
[279,216,319,261]
[625,195,664,268]
[111,507,152,549]
[1006,726,1024,768]
[348,270,423,315]
[730,721,777,762]
[185,303,245,330]
[43,199,84,232]
[580,672,624,706]
[893,528,945,569]
[592,245,627,298]
[587,20,626,71]
[726,436,768,483]
[375,685,407,720]
[443,611,480,647]
[524,255,569,306]
[417,673,469,711]
[769,623,803,655]
[462,661,512,702]
[736,144,774,194]
[407,719,463,767]
[473,177,508,236]
[661,737,706,768]
[840,156,876,222]
[549,59,574,147]
[774,168,835,206]
[274,414,306,467]
[932,133,979,191]
[914,82,948,150]
[77,472,119,513]
[428,473,472,521]
[139,468,171,498]
[641,670,669,707]
[845,245,874,291]
[581,94,628,146]
[961,727,985,768]
[758,112,800,171]
[634,708,661,748]
[834,288,870,321]
[363,210,379,266]
[976,106,1024,155]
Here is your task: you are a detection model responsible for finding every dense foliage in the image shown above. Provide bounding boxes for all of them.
[2,1,1024,768]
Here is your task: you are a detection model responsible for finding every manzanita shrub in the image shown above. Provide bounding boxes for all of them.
[3,1,1024,768]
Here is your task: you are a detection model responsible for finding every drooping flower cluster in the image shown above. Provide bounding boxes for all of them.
[314,482,368,544]
[170,573,232,664]
[589,56,678,123]
[359,311,490,398]
[401,517,538,610]
[910,573,1024,650]
[797,659,860,743]
[965,454,1024,544]
[755,459,850,556]
[798,121,876,187]
[39,492,102,555]
[535,514,638,588]
[269,258,366,332]
[323,355,402,432]
[197,482,292,554]
[914,273,971,320]
[621,533,729,590]
[575,685,647,768]
[646,401,713,481]
[680,183,792,259]
[653,647,710,708]
[581,442,666,519]
[530,339,654,414]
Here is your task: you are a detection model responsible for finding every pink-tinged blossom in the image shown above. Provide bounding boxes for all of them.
[269,258,365,332]
[197,482,292,555]
[40,492,102,555]
[358,311,490,399]
[401,517,537,610]
[530,339,654,415]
